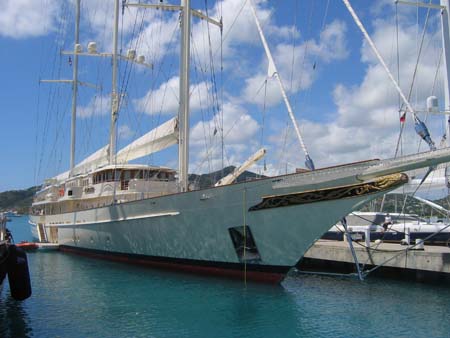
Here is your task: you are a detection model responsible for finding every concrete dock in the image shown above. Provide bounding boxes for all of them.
[298,240,450,282]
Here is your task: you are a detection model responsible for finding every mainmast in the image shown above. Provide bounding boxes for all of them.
[440,0,450,147]
[178,0,192,192]
[109,0,120,164]
[123,1,221,191]
[70,0,81,175]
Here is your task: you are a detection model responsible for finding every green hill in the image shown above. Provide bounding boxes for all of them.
[360,193,450,217]
[0,186,39,214]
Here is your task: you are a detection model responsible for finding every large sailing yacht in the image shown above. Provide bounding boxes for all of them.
[30,0,450,283]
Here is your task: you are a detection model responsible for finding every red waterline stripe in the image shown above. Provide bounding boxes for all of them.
[59,246,287,284]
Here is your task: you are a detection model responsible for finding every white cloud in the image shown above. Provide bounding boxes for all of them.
[242,20,348,106]
[118,125,134,140]
[190,101,260,173]
[0,0,61,38]
[77,95,110,118]
[288,15,444,169]
[189,0,299,68]
[134,76,212,116]
[124,11,180,65]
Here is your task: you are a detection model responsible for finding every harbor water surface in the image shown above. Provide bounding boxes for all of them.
[1,216,450,338]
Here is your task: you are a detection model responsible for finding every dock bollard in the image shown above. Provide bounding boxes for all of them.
[403,228,410,245]
[364,229,370,247]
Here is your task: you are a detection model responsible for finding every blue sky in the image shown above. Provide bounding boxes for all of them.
[0,0,447,192]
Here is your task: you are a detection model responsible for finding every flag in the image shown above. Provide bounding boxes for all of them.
[267,60,276,78]
[400,112,406,123]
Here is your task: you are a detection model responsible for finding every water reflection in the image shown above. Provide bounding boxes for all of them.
[56,254,301,338]
[0,293,33,338]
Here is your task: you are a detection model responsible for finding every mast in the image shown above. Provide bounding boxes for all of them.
[70,0,81,175]
[441,0,450,147]
[179,0,191,192]
[109,0,120,164]
[122,1,220,191]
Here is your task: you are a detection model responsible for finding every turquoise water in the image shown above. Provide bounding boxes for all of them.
[1,217,450,338]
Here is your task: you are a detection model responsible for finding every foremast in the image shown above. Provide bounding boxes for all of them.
[178,0,192,192]
[109,0,120,165]
[440,0,450,147]
[40,0,82,177]
[70,0,81,174]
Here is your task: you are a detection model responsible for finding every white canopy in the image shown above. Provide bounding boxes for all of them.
[116,117,178,164]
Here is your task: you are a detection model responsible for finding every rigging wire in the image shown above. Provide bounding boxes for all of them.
[204,0,224,172]
[297,0,329,113]
[191,36,214,173]
[342,0,437,155]
[394,1,433,157]
[289,0,298,95]
[259,80,268,151]
[36,1,71,180]
[395,1,403,157]
[296,0,315,98]
[191,75,268,175]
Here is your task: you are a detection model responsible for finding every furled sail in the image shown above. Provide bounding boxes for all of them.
[53,144,110,182]
[116,117,178,164]
[72,144,110,176]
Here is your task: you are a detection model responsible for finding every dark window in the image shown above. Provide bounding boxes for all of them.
[114,170,121,181]
[228,226,261,263]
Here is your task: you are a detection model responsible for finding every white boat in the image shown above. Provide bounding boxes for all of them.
[29,0,450,283]
[4,211,21,218]
[324,211,450,247]
[325,162,450,247]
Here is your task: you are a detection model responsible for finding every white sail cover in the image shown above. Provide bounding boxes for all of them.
[53,144,110,182]
[116,117,178,163]
[72,144,110,176]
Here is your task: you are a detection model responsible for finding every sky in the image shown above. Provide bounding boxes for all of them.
[0,0,449,194]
